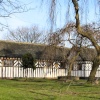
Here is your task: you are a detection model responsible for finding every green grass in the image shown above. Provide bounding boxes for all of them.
[0,78,100,100]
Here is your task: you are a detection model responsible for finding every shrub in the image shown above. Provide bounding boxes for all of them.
[22,53,36,69]
[22,53,36,79]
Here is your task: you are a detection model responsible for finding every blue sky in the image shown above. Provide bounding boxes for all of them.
[0,0,99,40]
[0,0,49,39]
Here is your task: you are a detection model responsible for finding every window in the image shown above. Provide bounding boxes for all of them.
[72,63,82,70]
[4,59,14,67]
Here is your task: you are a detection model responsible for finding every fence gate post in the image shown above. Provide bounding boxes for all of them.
[1,58,4,79]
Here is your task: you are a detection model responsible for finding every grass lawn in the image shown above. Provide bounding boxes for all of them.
[0,78,100,100]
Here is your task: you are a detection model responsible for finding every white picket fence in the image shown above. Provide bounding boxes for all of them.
[0,58,100,79]
[0,66,100,79]
[0,67,68,78]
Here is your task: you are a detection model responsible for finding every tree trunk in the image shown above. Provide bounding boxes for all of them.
[67,52,80,79]
[67,63,73,79]
[88,55,100,82]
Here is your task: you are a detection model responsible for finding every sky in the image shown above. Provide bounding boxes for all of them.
[0,0,99,40]
[0,0,49,39]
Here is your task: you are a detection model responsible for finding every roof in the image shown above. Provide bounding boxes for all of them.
[0,40,97,61]
[0,40,69,60]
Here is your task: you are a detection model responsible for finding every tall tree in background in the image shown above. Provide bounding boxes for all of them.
[7,26,43,43]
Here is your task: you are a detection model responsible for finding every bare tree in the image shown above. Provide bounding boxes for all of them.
[0,0,28,29]
[72,0,100,82]
[46,21,99,80]
[41,0,100,82]
[47,31,65,46]
[7,26,43,43]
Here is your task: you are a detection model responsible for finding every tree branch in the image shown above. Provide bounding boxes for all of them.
[72,0,100,53]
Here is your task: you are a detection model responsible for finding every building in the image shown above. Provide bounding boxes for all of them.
[0,40,99,79]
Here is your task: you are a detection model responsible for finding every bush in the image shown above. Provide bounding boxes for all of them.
[22,53,36,80]
[22,53,36,70]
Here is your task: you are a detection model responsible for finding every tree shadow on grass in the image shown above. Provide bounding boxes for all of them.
[79,95,100,100]
[69,81,98,88]
[30,91,56,100]
[11,78,48,82]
